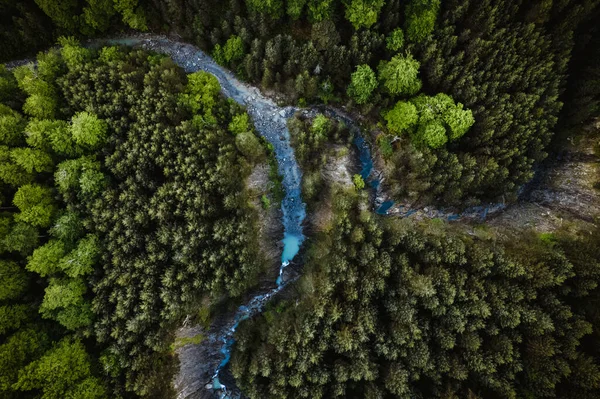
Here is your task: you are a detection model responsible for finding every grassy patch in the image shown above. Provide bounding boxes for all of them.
[539,232,557,245]
[472,224,496,240]
[171,333,205,352]
[197,305,212,330]
[261,194,271,209]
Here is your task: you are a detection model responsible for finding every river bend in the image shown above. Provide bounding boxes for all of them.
[7,33,507,398]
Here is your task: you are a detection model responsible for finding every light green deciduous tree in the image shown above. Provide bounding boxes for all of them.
[10,148,53,174]
[50,211,83,244]
[178,71,221,117]
[58,235,100,278]
[347,65,378,104]
[345,0,385,30]
[0,261,28,301]
[39,277,93,330]
[245,0,283,18]
[287,0,307,19]
[0,329,48,394]
[26,240,66,277]
[26,119,81,157]
[13,184,56,228]
[307,0,335,22]
[13,338,106,398]
[385,101,418,133]
[417,121,447,148]
[386,28,405,51]
[70,112,107,150]
[378,54,422,96]
[0,146,33,187]
[0,113,25,146]
[229,113,250,135]
[55,157,106,199]
[214,35,245,65]
[353,174,365,190]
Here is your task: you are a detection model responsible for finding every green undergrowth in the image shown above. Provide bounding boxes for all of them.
[171,333,205,352]
[264,140,285,206]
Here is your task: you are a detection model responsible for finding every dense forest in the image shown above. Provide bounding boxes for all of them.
[149,0,600,205]
[0,40,270,397]
[1,0,600,398]
[232,189,600,399]
[2,0,599,205]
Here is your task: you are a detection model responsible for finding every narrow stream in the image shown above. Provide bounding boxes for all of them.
[317,107,507,220]
[355,134,505,219]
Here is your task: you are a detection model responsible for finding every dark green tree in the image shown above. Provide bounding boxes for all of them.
[405,0,440,43]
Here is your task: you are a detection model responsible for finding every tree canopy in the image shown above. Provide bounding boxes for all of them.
[378,54,422,97]
[70,112,107,150]
[347,65,378,104]
[384,101,418,133]
[0,40,271,398]
[345,0,385,30]
[0,1,599,398]
[232,190,600,399]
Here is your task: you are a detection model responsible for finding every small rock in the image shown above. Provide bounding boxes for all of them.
[279,110,286,117]
[205,384,213,390]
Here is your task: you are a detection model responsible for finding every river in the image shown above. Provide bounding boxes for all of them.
[7,33,507,398]
[105,36,311,398]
